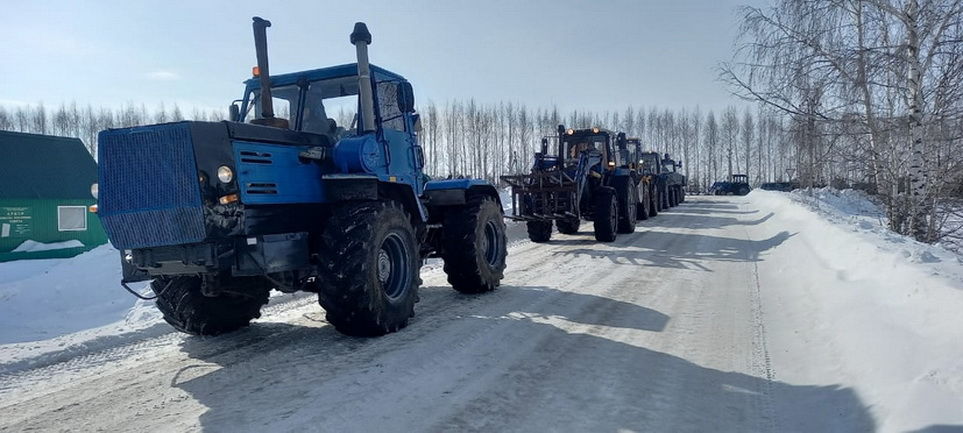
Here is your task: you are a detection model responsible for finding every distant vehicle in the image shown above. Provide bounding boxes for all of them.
[639,151,686,210]
[759,181,798,192]
[711,174,752,196]
[501,125,636,243]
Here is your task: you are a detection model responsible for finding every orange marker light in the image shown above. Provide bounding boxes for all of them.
[252,66,260,77]
[88,204,98,213]
[219,194,239,205]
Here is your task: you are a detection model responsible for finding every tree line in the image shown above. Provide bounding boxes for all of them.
[0,102,226,156]
[720,0,963,243]
[0,100,801,195]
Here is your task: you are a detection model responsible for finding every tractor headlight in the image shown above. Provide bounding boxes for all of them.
[217,166,234,183]
[90,183,99,199]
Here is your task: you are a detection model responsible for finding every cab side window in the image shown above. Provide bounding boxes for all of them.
[377,81,405,131]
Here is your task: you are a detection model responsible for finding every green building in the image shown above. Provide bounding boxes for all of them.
[0,130,107,262]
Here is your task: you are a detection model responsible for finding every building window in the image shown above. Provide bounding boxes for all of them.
[57,206,87,232]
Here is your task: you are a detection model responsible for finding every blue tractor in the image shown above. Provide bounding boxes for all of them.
[93,18,508,337]
[501,126,638,243]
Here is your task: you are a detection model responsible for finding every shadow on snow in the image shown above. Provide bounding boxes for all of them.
[170,285,872,432]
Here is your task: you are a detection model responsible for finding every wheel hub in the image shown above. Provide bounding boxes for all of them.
[377,249,392,283]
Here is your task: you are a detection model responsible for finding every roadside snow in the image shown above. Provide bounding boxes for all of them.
[11,240,84,253]
[750,189,963,432]
[0,245,157,364]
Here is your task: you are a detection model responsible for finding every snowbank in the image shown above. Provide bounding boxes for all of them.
[11,239,85,253]
[749,189,963,432]
[0,245,157,357]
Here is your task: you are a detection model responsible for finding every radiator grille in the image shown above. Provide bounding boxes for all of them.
[98,123,206,249]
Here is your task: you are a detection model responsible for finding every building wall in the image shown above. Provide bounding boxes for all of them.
[0,198,107,261]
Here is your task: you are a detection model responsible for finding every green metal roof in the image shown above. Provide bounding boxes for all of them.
[0,130,97,199]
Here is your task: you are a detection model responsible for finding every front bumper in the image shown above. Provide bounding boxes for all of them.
[122,232,310,282]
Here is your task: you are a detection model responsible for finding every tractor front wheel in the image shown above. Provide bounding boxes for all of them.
[593,186,618,242]
[154,276,270,336]
[441,196,507,294]
[648,185,659,217]
[615,179,638,234]
[317,201,420,337]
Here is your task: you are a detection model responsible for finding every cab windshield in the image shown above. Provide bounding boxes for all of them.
[640,154,659,173]
[561,134,609,163]
[240,75,406,136]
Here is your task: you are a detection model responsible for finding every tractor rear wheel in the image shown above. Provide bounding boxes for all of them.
[669,187,679,207]
[441,196,507,294]
[615,179,638,234]
[738,186,750,196]
[154,276,270,336]
[317,201,420,337]
[556,218,580,234]
[593,186,618,242]
[527,221,552,242]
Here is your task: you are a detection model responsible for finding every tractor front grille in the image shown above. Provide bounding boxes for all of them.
[98,122,206,249]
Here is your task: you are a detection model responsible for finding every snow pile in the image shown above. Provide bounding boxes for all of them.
[0,245,158,364]
[11,239,85,253]
[749,189,963,432]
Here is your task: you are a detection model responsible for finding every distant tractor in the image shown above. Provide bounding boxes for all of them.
[711,174,752,196]
[502,125,637,243]
[624,138,654,220]
[639,151,686,211]
[93,18,508,337]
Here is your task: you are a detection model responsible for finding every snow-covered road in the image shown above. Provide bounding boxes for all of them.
[0,194,960,432]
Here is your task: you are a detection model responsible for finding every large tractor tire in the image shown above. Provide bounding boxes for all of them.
[636,192,650,221]
[679,187,686,203]
[154,276,270,336]
[738,186,751,196]
[615,179,638,234]
[527,221,552,242]
[648,184,659,217]
[317,201,420,337]
[556,218,580,234]
[669,187,679,207]
[593,186,618,242]
[441,196,507,294]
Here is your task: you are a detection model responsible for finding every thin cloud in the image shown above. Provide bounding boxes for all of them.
[146,70,181,81]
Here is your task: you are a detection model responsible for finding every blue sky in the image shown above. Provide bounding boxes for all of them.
[0,0,766,114]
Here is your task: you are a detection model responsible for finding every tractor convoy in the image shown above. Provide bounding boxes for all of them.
[92,18,687,338]
[502,129,686,243]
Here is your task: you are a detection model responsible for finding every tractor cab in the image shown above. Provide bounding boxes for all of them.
[558,126,618,173]
[639,152,661,176]
[235,64,416,141]
[661,153,682,173]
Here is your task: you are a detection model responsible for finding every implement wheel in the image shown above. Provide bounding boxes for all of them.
[527,221,552,242]
[556,218,580,234]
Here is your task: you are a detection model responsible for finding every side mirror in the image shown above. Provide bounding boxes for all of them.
[229,103,240,122]
[676,161,683,168]
[397,82,415,113]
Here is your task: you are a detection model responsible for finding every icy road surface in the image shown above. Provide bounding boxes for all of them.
[0,195,959,432]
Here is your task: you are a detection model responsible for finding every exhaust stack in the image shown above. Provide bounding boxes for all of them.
[351,22,376,133]
[250,17,288,129]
